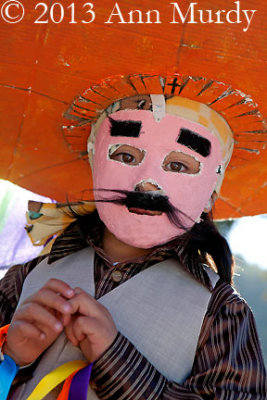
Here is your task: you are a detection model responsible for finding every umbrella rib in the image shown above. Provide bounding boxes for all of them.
[0,83,69,104]
[218,197,244,217]
[175,13,188,67]
[14,158,87,183]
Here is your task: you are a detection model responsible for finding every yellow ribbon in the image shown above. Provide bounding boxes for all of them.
[27,360,87,400]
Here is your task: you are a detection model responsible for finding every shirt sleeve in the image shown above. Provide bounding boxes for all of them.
[0,255,47,326]
[91,284,267,400]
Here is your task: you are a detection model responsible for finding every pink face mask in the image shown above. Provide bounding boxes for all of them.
[93,110,223,248]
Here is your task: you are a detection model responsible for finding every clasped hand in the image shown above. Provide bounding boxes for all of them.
[3,279,118,366]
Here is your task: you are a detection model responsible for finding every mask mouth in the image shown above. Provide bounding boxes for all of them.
[93,188,193,231]
[128,207,163,216]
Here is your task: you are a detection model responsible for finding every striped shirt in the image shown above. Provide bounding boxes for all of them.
[0,213,266,399]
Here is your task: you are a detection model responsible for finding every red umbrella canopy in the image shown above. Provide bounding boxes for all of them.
[0,0,266,219]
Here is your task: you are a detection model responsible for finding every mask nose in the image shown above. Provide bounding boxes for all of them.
[134,180,163,193]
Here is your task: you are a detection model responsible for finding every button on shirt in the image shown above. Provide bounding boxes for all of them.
[111,269,123,282]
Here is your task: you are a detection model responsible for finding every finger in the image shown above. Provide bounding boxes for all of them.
[23,288,73,315]
[74,287,83,295]
[73,315,101,342]
[10,320,45,341]
[54,310,71,328]
[72,316,97,341]
[43,278,74,299]
[64,318,79,346]
[15,303,63,333]
[72,315,117,343]
[69,291,105,317]
[61,312,71,327]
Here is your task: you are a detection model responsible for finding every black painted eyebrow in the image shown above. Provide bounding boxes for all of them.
[109,117,142,137]
[177,128,211,157]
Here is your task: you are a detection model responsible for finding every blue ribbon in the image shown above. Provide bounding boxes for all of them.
[0,354,19,399]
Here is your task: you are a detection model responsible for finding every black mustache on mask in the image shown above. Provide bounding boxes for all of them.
[93,188,194,231]
[114,191,169,212]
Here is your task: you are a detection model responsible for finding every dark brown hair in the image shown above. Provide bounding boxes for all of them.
[179,212,234,284]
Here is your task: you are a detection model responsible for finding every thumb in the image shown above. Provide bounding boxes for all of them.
[74,287,83,295]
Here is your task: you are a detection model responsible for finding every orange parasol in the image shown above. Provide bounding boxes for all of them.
[0,0,266,219]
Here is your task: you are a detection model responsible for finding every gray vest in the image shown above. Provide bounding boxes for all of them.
[14,247,218,399]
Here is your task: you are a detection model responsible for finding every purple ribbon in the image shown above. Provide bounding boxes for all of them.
[68,362,93,400]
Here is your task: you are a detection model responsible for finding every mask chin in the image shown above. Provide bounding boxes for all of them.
[95,200,194,249]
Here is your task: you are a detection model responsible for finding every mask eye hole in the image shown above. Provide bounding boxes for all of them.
[109,144,145,166]
[162,151,200,174]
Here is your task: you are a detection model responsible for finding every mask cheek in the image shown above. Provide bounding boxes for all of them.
[164,165,218,222]
[93,154,140,195]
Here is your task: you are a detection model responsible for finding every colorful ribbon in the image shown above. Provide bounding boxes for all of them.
[27,360,87,400]
[0,326,94,399]
[57,370,77,400]
[0,354,19,399]
[0,324,18,400]
[0,324,10,347]
[68,363,93,399]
